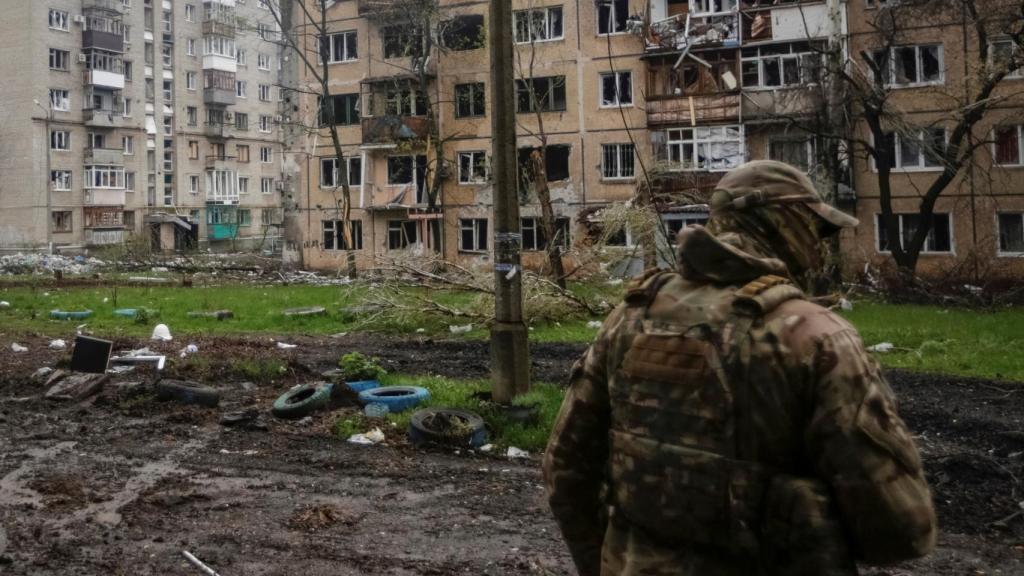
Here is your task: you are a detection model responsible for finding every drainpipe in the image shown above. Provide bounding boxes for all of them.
[35,100,54,254]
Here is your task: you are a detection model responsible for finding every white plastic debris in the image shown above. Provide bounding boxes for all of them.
[606,278,624,286]
[0,301,10,309]
[507,446,530,459]
[32,367,54,380]
[867,342,895,353]
[102,297,109,303]
[276,342,297,349]
[348,428,385,445]
[48,339,66,350]
[839,298,853,311]
[449,324,473,334]
[107,365,136,375]
[151,324,173,341]
[479,444,494,453]
[11,343,28,353]
[416,328,426,333]
[587,321,603,329]
[179,343,199,357]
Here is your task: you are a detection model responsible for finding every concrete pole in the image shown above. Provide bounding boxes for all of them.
[36,100,54,254]
[489,0,530,403]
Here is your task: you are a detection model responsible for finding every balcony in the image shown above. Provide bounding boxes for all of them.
[83,0,124,14]
[83,108,123,129]
[85,229,125,245]
[83,207,125,228]
[84,189,127,206]
[83,70,125,90]
[646,12,740,52]
[361,116,429,146]
[204,87,236,107]
[207,222,238,240]
[205,155,237,170]
[647,93,740,126]
[204,122,229,139]
[84,147,125,165]
[202,54,237,73]
[203,19,236,38]
[83,30,124,52]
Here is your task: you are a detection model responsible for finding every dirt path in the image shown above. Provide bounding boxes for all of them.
[0,334,1021,575]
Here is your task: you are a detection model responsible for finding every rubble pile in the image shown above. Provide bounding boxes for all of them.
[0,254,106,276]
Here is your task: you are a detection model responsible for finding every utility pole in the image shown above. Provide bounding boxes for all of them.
[489,0,530,403]
[35,99,54,255]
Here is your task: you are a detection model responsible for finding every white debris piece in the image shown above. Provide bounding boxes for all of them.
[348,428,385,445]
[48,339,66,350]
[32,367,54,380]
[11,343,28,353]
[0,301,10,309]
[867,342,895,353]
[416,328,426,333]
[449,324,473,334]
[151,324,173,341]
[507,446,530,459]
[276,342,297,349]
[479,444,494,453]
[179,343,199,357]
[839,298,853,311]
[606,278,624,286]
[587,321,603,329]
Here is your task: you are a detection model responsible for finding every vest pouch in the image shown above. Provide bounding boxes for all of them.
[608,431,768,556]
[759,475,857,576]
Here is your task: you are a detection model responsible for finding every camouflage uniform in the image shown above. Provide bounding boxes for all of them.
[543,161,937,576]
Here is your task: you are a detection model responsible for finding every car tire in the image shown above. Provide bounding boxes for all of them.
[155,379,221,408]
[272,383,331,419]
[357,386,430,413]
[408,408,488,448]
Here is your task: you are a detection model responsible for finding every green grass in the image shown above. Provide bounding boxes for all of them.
[842,302,1024,381]
[334,373,565,452]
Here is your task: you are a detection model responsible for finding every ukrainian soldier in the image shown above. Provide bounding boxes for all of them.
[543,160,937,576]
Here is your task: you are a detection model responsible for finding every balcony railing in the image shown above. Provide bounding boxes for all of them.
[84,147,125,165]
[83,0,124,14]
[646,93,741,126]
[83,30,125,52]
[361,116,429,145]
[646,13,740,52]
[83,70,125,90]
[203,19,236,37]
[205,155,237,169]
[85,229,125,245]
[83,189,127,206]
[204,122,229,139]
[204,87,236,106]
[83,108,123,129]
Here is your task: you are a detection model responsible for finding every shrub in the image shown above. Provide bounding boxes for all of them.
[337,351,387,382]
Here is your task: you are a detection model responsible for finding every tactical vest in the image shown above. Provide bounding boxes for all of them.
[606,271,807,556]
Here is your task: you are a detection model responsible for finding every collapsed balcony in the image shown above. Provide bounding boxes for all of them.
[359,78,433,146]
[645,51,740,126]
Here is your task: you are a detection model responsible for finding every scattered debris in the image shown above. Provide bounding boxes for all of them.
[449,324,473,334]
[479,444,494,453]
[45,373,108,401]
[151,324,173,341]
[408,408,488,448]
[220,409,267,431]
[348,428,386,445]
[48,339,66,350]
[364,402,389,418]
[107,365,135,375]
[182,550,222,576]
[506,447,530,459]
[867,342,895,353]
[128,277,169,284]
[839,298,854,311]
[276,342,297,350]
[155,379,220,407]
[31,367,54,381]
[587,320,603,329]
[0,301,9,309]
[0,253,105,276]
[70,336,113,374]
[110,347,166,371]
[187,310,234,320]
[179,343,199,358]
[288,504,350,532]
[10,343,27,353]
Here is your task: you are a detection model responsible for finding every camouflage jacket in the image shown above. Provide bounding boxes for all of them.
[542,226,936,576]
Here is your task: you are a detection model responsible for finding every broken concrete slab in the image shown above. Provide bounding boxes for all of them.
[45,373,108,401]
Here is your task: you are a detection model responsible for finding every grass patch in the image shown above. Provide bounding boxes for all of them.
[332,374,565,452]
[842,302,1024,381]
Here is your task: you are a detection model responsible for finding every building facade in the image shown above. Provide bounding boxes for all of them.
[0,0,290,254]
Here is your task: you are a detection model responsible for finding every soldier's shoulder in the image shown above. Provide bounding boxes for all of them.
[765,298,858,354]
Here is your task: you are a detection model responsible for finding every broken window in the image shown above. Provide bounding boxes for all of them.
[665,125,743,171]
[998,213,1024,253]
[387,156,414,185]
[521,217,570,251]
[991,39,1023,78]
[518,144,571,185]
[319,93,360,126]
[459,218,489,252]
[513,6,563,43]
[458,151,488,184]
[768,137,814,172]
[321,157,362,187]
[600,71,632,107]
[382,25,424,58]
[388,220,418,249]
[51,210,73,233]
[320,30,357,63]
[869,44,943,86]
[455,83,486,118]
[322,219,363,250]
[515,76,567,113]
[741,42,821,89]
[442,15,485,51]
[692,0,737,14]
[663,212,710,243]
[601,144,635,179]
[995,125,1022,165]
[876,213,951,253]
[598,0,628,35]
[384,88,427,116]
[876,128,946,170]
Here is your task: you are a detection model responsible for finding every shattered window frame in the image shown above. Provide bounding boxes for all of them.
[457,151,489,184]
[387,219,419,250]
[521,216,571,251]
[664,125,744,172]
[997,213,1024,254]
[513,6,563,44]
[740,42,823,89]
[875,212,953,254]
[322,219,364,251]
[599,71,633,107]
[458,218,489,252]
[597,0,629,35]
[869,44,944,87]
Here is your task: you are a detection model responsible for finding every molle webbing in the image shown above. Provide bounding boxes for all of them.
[733,275,805,317]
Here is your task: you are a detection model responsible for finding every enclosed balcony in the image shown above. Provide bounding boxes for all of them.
[83,108,124,129]
[645,52,740,125]
[84,189,127,206]
[206,204,239,240]
[204,122,229,139]
[647,93,740,125]
[84,147,125,165]
[83,70,125,90]
[83,207,125,228]
[361,116,429,145]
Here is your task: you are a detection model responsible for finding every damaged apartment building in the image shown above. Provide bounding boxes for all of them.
[0,0,290,254]
[293,0,1024,281]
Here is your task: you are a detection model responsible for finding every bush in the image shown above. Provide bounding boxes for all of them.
[337,352,387,382]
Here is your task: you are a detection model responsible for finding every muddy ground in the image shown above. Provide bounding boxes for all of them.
[0,334,1021,575]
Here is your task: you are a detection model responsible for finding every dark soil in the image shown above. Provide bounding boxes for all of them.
[0,334,1021,575]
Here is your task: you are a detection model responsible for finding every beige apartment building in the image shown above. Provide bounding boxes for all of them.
[0,0,290,254]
